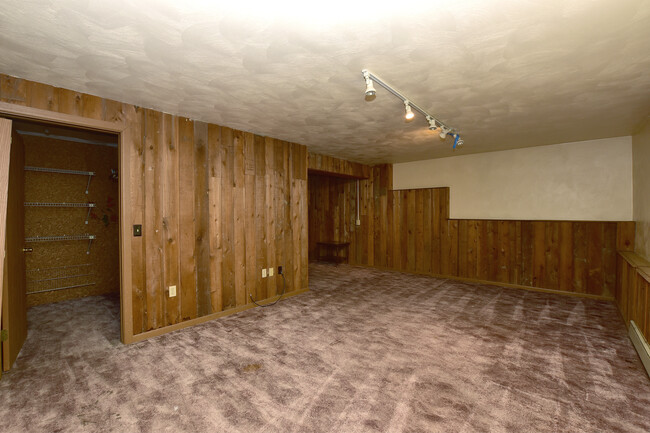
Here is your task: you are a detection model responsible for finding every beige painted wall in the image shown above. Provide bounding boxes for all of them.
[633,120,650,260]
[393,137,633,221]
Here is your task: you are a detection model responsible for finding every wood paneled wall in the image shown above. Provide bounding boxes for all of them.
[309,156,635,298]
[0,74,309,337]
[616,252,650,340]
[131,112,308,333]
[308,152,370,179]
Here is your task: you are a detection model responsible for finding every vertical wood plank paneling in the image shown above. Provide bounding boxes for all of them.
[128,106,146,334]
[178,118,196,321]
[233,130,246,306]
[208,124,223,313]
[265,137,277,297]
[586,223,604,296]
[220,128,235,309]
[243,132,257,304]
[558,222,573,292]
[254,135,267,300]
[162,114,180,326]
[143,109,163,330]
[194,122,210,316]
[545,222,559,290]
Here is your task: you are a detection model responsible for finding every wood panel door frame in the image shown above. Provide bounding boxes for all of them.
[0,102,134,344]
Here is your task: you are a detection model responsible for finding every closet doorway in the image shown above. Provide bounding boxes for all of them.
[0,116,121,374]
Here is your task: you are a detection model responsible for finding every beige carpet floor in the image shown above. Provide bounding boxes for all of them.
[0,263,649,432]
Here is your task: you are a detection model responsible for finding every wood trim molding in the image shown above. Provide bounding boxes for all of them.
[619,251,650,269]
[0,118,11,329]
[350,263,615,301]
[129,287,309,343]
[0,101,124,133]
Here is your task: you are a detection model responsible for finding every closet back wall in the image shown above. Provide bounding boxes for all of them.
[24,134,119,305]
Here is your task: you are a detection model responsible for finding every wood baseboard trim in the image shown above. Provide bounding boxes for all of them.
[629,320,650,378]
[349,263,613,301]
[126,287,309,344]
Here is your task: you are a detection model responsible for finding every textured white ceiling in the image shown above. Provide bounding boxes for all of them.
[0,0,649,164]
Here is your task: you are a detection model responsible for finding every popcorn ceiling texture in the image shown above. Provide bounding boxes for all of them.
[0,0,648,164]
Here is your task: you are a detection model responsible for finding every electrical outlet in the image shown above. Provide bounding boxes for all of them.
[268,267,274,277]
[169,285,176,297]
[262,268,267,278]
[356,219,361,226]
[278,266,283,275]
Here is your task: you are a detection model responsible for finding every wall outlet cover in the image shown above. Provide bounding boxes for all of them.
[269,267,274,277]
[169,285,176,297]
[262,268,267,278]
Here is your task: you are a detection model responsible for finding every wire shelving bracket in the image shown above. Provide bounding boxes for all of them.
[24,166,95,194]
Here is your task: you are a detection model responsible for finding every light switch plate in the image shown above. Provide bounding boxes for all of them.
[268,267,274,277]
[262,268,267,278]
[169,285,176,297]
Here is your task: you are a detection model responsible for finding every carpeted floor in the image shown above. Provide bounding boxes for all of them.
[0,263,649,432]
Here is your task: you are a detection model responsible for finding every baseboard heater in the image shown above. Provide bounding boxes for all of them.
[629,320,650,378]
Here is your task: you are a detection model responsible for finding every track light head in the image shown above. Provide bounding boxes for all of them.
[365,81,376,101]
[404,101,415,121]
[426,116,438,131]
[439,127,449,140]
[362,69,376,101]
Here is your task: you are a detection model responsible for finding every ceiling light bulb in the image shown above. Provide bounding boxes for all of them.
[404,101,415,121]
[427,116,437,131]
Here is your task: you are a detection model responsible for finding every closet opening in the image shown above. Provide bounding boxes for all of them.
[1,117,120,373]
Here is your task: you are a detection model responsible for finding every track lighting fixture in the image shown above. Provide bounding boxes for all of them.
[361,69,463,149]
[404,101,415,121]
[362,70,376,101]
[426,116,437,131]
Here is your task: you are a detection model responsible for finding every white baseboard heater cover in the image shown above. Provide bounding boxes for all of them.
[629,320,650,378]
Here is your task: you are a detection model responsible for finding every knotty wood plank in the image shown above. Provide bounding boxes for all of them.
[193,122,211,316]
[545,222,560,291]
[573,222,588,294]
[415,189,425,273]
[602,223,617,298]
[178,117,196,320]
[143,109,163,330]
[265,137,276,297]
[532,221,546,288]
[126,106,145,335]
[254,135,267,300]
[458,220,469,277]
[486,221,498,282]
[422,189,432,274]
[208,125,223,313]
[616,221,635,251]
[586,222,604,296]
[220,127,235,309]
[162,114,180,325]
[243,133,257,304]
[558,222,573,292]
[497,221,509,283]
[233,130,246,306]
